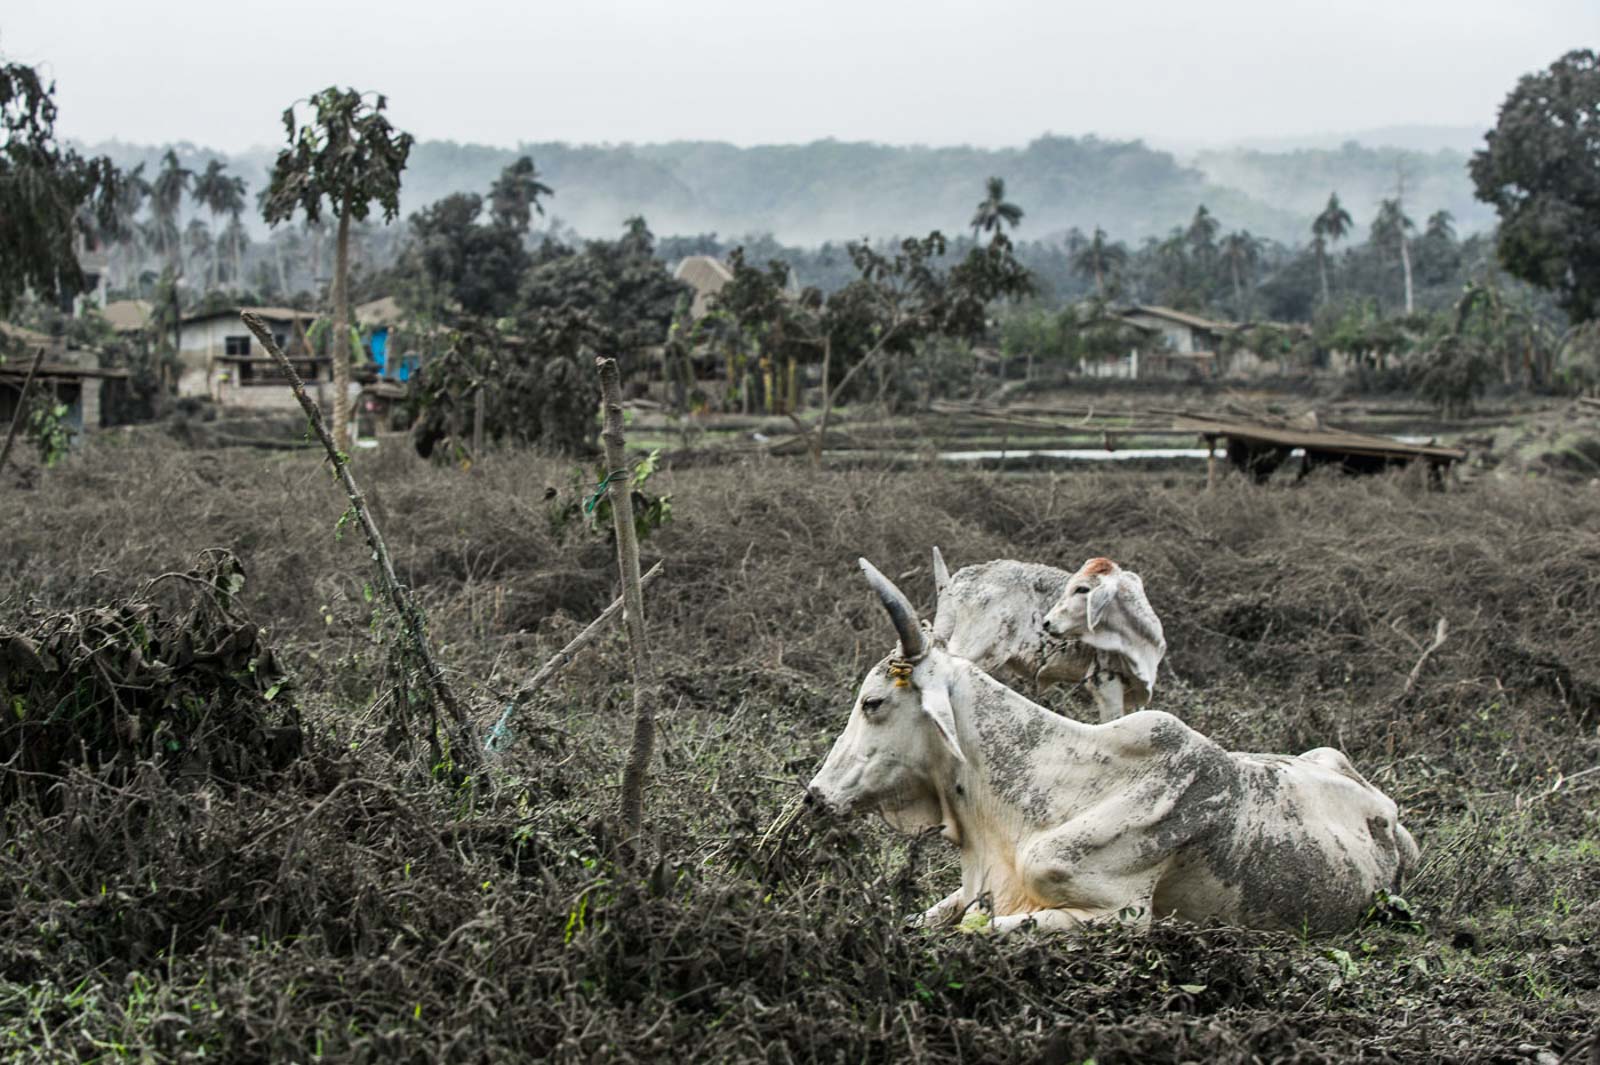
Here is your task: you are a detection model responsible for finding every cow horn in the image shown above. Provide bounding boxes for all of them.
[859,558,926,659]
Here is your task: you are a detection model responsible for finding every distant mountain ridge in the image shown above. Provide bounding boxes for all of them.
[82,128,1490,248]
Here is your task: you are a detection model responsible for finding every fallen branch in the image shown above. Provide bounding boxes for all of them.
[240,311,480,770]
[0,347,48,480]
[484,560,664,752]
[1403,617,1449,695]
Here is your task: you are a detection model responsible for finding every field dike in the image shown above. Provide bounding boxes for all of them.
[0,440,1596,1062]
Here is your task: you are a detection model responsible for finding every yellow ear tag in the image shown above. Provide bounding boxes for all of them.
[888,659,914,688]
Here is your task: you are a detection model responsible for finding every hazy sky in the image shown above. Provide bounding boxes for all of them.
[5,0,1594,153]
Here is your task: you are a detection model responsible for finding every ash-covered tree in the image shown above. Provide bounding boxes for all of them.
[1370,198,1417,315]
[398,193,530,321]
[405,306,610,459]
[1219,230,1262,317]
[788,231,1035,462]
[487,155,553,234]
[1070,227,1128,300]
[1470,49,1600,323]
[518,217,687,370]
[0,59,120,316]
[262,87,413,452]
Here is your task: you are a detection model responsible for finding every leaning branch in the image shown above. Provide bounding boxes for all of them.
[0,347,48,480]
[241,311,480,768]
[485,560,664,751]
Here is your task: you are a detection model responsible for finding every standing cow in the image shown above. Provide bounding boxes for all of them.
[931,548,1165,721]
[808,559,1418,934]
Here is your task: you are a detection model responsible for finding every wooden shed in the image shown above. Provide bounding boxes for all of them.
[1172,412,1467,485]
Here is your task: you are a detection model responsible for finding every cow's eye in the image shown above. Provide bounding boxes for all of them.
[862,697,886,714]
[1071,586,1089,595]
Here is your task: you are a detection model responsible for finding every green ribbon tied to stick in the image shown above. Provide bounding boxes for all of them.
[584,469,629,514]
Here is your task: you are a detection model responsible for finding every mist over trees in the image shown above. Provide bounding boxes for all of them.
[79,132,1491,249]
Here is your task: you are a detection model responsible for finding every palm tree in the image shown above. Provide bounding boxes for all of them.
[111,163,152,290]
[1424,210,1456,243]
[1069,227,1128,299]
[488,155,553,234]
[150,149,192,272]
[1311,192,1353,306]
[1371,198,1417,314]
[1186,205,1219,259]
[221,213,251,291]
[1219,230,1263,317]
[970,176,1023,244]
[192,160,248,293]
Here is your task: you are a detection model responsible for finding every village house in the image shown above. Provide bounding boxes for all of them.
[100,299,154,336]
[1114,305,1234,379]
[672,255,735,320]
[175,306,342,412]
[0,321,127,440]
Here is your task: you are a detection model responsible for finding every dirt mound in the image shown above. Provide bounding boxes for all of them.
[0,549,302,798]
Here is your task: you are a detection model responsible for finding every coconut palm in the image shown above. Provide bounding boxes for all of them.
[1219,230,1263,317]
[110,163,152,289]
[221,213,251,291]
[488,155,553,234]
[150,150,192,271]
[1070,227,1128,299]
[1186,205,1219,259]
[1424,210,1455,243]
[1371,198,1417,313]
[971,176,1024,244]
[192,160,248,292]
[1311,193,1353,306]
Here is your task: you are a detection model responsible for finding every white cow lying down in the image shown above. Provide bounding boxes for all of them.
[808,559,1418,934]
[930,548,1166,722]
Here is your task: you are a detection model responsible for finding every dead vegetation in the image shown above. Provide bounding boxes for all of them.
[0,441,1596,1061]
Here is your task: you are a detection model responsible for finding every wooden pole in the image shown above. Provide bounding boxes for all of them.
[1205,434,1217,490]
[596,356,654,854]
[472,387,485,463]
[241,312,480,770]
[0,347,47,480]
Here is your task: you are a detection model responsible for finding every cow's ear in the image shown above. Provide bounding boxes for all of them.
[919,682,966,764]
[931,546,951,608]
[1087,577,1117,633]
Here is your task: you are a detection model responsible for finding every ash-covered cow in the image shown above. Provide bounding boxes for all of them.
[931,548,1165,721]
[808,559,1418,934]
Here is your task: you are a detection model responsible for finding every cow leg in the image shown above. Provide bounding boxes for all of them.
[989,908,1084,934]
[912,889,965,929]
[990,898,1154,935]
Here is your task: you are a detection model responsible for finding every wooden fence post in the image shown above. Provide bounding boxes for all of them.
[596,356,654,855]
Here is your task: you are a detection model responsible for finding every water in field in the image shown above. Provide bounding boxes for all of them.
[938,447,1217,462]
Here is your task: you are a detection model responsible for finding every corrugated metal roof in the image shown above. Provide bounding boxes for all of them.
[1172,413,1466,462]
[183,306,317,325]
[1121,305,1236,333]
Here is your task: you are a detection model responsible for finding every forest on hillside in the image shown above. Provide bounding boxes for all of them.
[80,133,1484,247]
